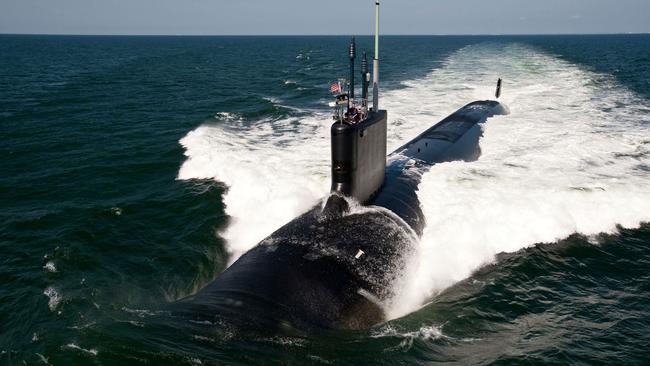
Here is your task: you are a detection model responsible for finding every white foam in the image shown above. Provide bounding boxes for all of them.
[388,44,650,318]
[214,112,243,122]
[43,261,57,273]
[35,353,49,364]
[62,343,98,356]
[43,286,61,311]
[178,115,331,260]
[178,43,650,318]
[371,323,445,351]
[121,307,164,318]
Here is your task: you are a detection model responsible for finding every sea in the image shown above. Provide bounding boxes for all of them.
[1,34,649,365]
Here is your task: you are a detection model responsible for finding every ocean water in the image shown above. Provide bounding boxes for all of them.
[1,34,649,365]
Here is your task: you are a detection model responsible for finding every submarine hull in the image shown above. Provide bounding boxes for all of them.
[372,100,508,235]
[174,100,508,331]
[175,196,416,331]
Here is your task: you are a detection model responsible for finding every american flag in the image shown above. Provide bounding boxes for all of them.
[330,81,341,94]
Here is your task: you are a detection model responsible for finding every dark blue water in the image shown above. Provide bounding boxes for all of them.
[1,35,649,365]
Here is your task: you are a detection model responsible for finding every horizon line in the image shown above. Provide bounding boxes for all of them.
[1,32,648,37]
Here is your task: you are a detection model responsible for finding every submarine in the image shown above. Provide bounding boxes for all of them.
[174,1,508,332]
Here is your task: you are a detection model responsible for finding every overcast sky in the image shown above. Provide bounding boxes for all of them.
[1,0,649,35]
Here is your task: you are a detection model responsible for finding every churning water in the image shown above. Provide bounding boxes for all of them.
[2,35,650,365]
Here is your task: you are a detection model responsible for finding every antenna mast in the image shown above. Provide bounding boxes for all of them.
[349,37,356,109]
[361,52,369,114]
[372,1,380,112]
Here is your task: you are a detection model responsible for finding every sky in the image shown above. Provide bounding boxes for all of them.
[1,0,649,35]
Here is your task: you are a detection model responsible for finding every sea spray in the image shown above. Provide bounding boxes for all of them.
[388,44,650,317]
[178,115,331,261]
[178,43,650,319]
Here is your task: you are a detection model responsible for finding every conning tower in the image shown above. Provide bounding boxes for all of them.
[330,1,387,204]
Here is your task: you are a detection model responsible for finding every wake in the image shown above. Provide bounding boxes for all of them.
[178,43,650,319]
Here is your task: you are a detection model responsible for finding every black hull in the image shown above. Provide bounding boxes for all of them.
[373,100,508,235]
[174,100,508,331]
